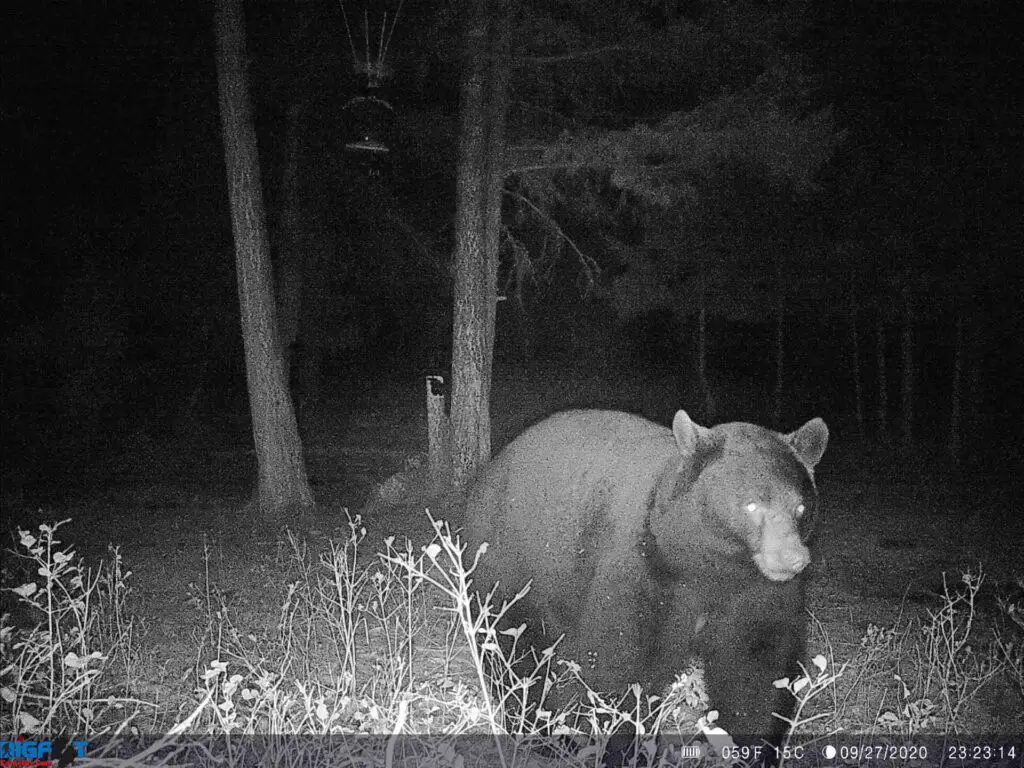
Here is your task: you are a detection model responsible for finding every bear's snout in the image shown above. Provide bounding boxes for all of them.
[755,538,810,581]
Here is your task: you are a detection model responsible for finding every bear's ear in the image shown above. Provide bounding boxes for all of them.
[787,417,829,469]
[672,410,713,461]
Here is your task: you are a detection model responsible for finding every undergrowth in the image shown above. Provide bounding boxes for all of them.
[1,517,1020,767]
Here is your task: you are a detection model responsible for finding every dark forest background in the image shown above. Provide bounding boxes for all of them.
[4,0,1022,500]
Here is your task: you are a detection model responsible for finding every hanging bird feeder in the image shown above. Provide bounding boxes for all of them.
[338,0,402,161]
[341,93,394,155]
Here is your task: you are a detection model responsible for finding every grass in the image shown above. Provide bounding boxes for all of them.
[1,516,1021,767]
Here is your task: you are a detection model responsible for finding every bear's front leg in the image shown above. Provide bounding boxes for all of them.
[555,556,649,698]
[698,577,806,740]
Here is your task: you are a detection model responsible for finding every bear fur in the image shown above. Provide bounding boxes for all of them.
[463,408,828,738]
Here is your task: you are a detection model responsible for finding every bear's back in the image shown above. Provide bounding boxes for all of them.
[497,409,673,465]
[464,410,676,603]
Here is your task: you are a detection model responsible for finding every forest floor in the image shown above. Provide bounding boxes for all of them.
[3,374,1023,761]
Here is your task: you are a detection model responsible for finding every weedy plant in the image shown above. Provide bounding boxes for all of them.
[0,520,145,737]
[7,513,1017,767]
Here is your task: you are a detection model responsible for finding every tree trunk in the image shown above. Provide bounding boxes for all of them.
[276,101,306,364]
[277,5,319,410]
[965,316,981,450]
[696,272,714,423]
[849,296,865,440]
[875,311,888,442]
[900,286,914,447]
[450,0,512,491]
[295,241,332,409]
[215,0,314,518]
[949,311,964,462]
[772,260,785,427]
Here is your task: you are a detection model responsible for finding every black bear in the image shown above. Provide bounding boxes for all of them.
[463,408,828,742]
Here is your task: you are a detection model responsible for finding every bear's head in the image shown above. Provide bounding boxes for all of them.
[650,410,829,581]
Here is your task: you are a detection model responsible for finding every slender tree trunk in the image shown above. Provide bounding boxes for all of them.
[696,272,714,423]
[512,291,533,362]
[949,311,964,462]
[215,0,314,518]
[900,286,914,447]
[276,101,306,363]
[296,242,332,408]
[965,316,981,449]
[278,5,319,409]
[478,8,510,447]
[849,297,865,439]
[772,260,785,427]
[875,311,888,441]
[449,0,513,491]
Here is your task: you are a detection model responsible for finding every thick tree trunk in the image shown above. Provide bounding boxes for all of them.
[450,0,512,491]
[215,0,314,518]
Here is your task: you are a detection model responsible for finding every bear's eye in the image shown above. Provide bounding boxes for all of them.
[795,503,806,517]
[744,502,758,514]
